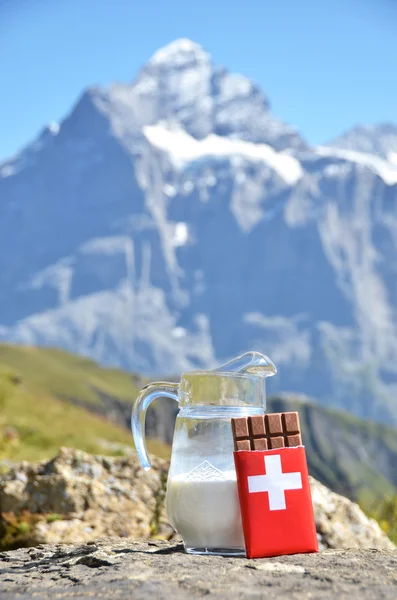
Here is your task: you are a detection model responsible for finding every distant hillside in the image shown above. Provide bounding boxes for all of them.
[0,343,143,407]
[0,344,169,463]
[268,397,397,506]
[0,343,396,508]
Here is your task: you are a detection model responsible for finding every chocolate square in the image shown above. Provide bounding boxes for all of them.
[236,439,251,451]
[265,414,283,435]
[282,412,300,434]
[252,438,268,451]
[286,434,302,447]
[249,415,266,436]
[232,417,250,439]
[269,436,285,449]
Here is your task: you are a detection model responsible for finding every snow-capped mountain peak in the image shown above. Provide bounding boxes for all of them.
[328,123,397,161]
[96,39,306,151]
[146,38,210,68]
[0,39,397,429]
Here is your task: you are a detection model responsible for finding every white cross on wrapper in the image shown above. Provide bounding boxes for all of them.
[248,454,303,511]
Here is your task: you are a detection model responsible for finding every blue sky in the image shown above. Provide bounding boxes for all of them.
[1,0,396,161]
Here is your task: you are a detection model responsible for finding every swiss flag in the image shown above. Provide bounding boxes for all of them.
[234,447,318,558]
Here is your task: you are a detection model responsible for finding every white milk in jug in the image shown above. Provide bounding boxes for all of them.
[166,470,245,551]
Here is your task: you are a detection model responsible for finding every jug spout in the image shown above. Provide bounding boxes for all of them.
[213,351,277,378]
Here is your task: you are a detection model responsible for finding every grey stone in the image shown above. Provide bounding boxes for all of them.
[0,448,394,551]
[0,538,396,599]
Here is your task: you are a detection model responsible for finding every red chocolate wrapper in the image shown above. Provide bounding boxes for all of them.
[234,446,318,559]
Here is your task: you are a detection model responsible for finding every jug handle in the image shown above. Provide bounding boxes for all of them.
[131,382,179,471]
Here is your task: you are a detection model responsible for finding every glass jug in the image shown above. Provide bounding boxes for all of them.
[131,352,277,556]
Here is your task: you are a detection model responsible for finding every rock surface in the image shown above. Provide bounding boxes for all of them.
[309,476,394,550]
[0,448,394,551]
[0,538,396,599]
[0,448,171,548]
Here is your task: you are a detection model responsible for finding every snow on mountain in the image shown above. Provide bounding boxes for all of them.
[143,124,303,184]
[328,123,397,161]
[98,38,306,152]
[315,145,397,185]
[149,38,207,65]
[0,39,397,426]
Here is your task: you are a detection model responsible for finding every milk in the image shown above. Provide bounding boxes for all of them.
[166,472,245,550]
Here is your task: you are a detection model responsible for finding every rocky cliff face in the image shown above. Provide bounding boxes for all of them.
[1,40,397,426]
[328,123,397,160]
[0,448,170,548]
[0,448,393,552]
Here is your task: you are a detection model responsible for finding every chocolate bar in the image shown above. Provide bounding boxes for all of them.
[231,412,302,451]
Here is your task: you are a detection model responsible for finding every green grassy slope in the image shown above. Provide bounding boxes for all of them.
[0,344,169,463]
[0,343,396,510]
[0,344,142,406]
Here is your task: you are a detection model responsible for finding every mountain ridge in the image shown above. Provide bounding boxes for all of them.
[0,39,397,427]
[328,123,397,160]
